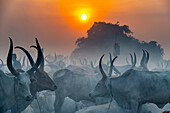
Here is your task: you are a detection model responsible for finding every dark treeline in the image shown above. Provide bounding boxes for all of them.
[70,21,164,67]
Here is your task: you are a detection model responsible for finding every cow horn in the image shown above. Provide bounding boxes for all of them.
[15,40,43,72]
[140,49,146,67]
[21,56,25,68]
[145,50,149,65]
[7,37,20,76]
[109,53,121,75]
[30,46,44,70]
[140,50,149,71]
[108,55,118,77]
[130,53,134,66]
[99,55,107,78]
[40,48,44,69]
[15,45,44,72]
[109,53,112,65]
[15,47,35,66]
[131,53,136,69]
[26,38,43,75]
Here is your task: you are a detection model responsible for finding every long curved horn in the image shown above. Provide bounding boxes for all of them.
[7,37,20,76]
[40,48,44,69]
[26,38,43,75]
[15,46,44,71]
[108,56,118,77]
[109,53,121,75]
[131,53,136,69]
[130,53,133,65]
[30,46,44,70]
[141,50,149,71]
[15,47,35,66]
[145,50,149,65]
[140,49,146,67]
[109,52,112,65]
[99,55,107,78]
[0,59,3,68]
[21,56,25,68]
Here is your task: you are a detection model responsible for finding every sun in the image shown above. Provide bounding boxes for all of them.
[81,14,87,20]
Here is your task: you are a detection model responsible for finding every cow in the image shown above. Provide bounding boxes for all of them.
[45,53,67,77]
[9,44,57,113]
[75,100,130,113]
[21,105,34,113]
[29,91,56,113]
[60,97,86,113]
[89,52,137,76]
[53,67,101,113]
[89,54,170,113]
[111,50,149,75]
[45,53,65,69]
[0,37,42,113]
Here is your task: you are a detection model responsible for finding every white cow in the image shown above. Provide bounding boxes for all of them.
[90,55,170,113]
[0,38,43,113]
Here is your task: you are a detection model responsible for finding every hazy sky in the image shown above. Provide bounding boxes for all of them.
[0,0,170,60]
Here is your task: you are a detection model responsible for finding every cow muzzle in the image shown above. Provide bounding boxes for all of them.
[25,95,33,101]
[53,85,57,90]
[50,85,57,91]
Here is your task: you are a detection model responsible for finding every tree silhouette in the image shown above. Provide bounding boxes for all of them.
[70,22,164,67]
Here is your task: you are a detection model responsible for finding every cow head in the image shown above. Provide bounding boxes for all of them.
[7,37,42,101]
[33,68,57,91]
[15,46,57,92]
[89,55,117,98]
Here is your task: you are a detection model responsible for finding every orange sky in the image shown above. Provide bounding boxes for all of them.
[0,0,170,60]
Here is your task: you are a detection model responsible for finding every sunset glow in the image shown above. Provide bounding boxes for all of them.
[81,14,87,20]
[57,0,112,29]
[0,0,169,58]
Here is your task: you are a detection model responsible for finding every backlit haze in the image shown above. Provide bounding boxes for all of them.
[0,0,170,60]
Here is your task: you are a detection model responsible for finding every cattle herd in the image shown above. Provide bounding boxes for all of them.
[1,38,170,113]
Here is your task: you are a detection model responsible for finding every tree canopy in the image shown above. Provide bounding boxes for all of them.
[70,22,164,66]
